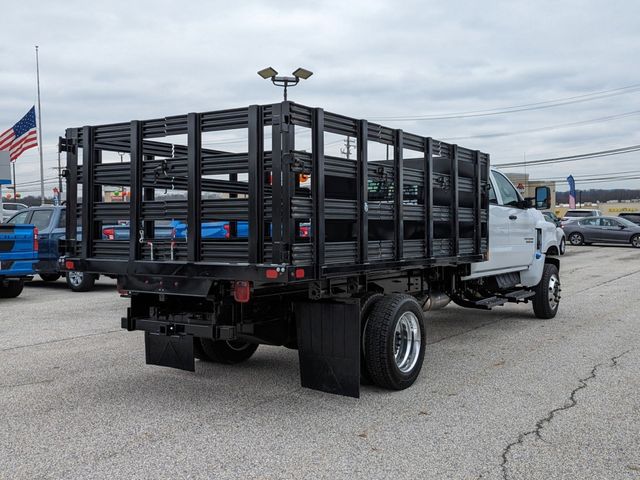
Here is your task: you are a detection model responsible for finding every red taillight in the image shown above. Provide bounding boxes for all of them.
[33,227,39,252]
[103,227,115,240]
[299,226,309,238]
[265,268,278,279]
[233,281,251,303]
[223,223,230,239]
[65,260,75,270]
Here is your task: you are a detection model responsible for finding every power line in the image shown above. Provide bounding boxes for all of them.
[442,110,640,141]
[370,83,640,121]
[495,144,640,168]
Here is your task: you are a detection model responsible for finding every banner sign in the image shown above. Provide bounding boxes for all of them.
[0,151,11,185]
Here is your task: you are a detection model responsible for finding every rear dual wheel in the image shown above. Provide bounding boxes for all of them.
[362,294,426,390]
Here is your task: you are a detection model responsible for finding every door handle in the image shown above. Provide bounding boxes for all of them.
[509,215,518,220]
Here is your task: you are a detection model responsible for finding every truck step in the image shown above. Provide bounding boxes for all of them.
[474,296,508,308]
[503,290,536,302]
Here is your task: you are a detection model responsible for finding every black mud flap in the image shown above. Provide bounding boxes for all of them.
[295,301,360,398]
[144,332,195,372]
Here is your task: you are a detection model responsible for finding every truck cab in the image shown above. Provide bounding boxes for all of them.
[467,169,558,286]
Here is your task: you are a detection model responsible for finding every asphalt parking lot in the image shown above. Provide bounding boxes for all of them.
[1,246,639,479]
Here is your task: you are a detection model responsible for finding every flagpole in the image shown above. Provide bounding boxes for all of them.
[35,45,45,205]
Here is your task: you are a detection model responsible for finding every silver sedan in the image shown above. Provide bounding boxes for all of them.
[563,216,640,248]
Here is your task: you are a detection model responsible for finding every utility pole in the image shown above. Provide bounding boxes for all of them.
[341,137,355,160]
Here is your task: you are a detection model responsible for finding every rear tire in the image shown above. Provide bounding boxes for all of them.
[66,271,96,292]
[359,292,384,384]
[568,233,584,246]
[199,339,258,364]
[0,280,24,298]
[631,234,640,248]
[364,294,426,390]
[532,263,560,319]
[39,273,61,282]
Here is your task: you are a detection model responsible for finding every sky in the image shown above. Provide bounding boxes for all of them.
[1,0,639,196]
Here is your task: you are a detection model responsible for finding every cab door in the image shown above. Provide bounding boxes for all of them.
[492,171,536,268]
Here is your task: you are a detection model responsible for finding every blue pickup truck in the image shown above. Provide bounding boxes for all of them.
[0,223,38,298]
[4,205,97,291]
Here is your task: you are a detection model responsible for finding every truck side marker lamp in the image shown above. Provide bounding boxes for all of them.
[65,260,74,270]
[295,268,305,279]
[233,281,251,303]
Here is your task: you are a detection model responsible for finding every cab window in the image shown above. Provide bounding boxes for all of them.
[57,209,66,229]
[30,210,53,230]
[493,172,521,207]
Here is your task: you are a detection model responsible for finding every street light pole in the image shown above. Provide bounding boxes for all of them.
[257,67,313,101]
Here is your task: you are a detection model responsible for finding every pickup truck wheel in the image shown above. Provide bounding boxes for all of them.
[66,271,96,292]
[199,339,258,364]
[568,233,584,246]
[364,294,426,390]
[631,234,640,248]
[532,263,560,319]
[39,274,61,282]
[359,292,384,384]
[0,280,24,298]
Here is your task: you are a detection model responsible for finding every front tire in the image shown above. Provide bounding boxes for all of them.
[198,339,258,364]
[0,280,24,298]
[631,234,640,248]
[364,294,426,390]
[568,232,584,246]
[532,263,560,319]
[66,271,96,292]
[559,237,566,255]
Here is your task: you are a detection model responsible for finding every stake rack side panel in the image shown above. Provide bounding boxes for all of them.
[62,101,489,282]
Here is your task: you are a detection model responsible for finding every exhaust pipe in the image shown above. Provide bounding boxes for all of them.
[422,291,451,311]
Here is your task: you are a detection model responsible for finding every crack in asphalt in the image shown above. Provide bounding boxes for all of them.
[0,378,53,389]
[0,330,122,353]
[499,350,631,480]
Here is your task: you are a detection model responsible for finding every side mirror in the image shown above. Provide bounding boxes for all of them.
[535,186,551,210]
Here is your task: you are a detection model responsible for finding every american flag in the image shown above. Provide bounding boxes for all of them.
[0,106,38,161]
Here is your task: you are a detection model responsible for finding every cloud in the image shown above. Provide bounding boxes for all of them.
[1,0,639,192]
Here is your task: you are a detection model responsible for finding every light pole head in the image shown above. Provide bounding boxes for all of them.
[292,67,313,80]
[257,67,278,79]
[258,66,313,101]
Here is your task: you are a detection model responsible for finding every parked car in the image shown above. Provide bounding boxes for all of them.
[1,202,28,223]
[5,205,99,291]
[562,209,601,220]
[542,211,566,255]
[618,212,640,226]
[563,216,640,248]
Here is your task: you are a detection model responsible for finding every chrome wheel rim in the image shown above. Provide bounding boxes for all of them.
[569,234,582,245]
[394,311,421,373]
[68,271,83,286]
[548,274,560,309]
